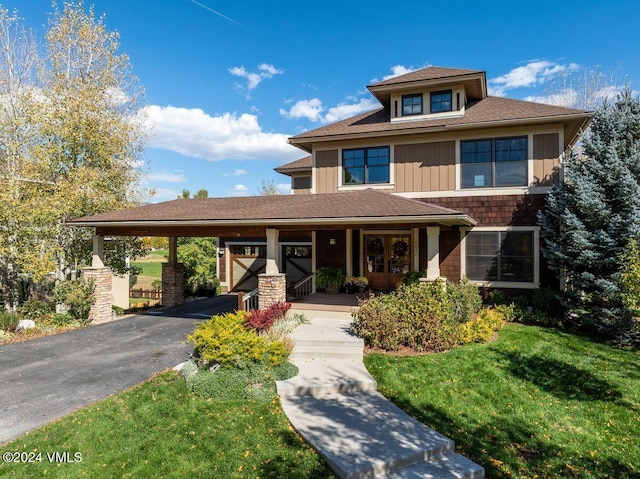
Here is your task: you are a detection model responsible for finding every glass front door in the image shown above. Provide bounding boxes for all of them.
[364,234,411,290]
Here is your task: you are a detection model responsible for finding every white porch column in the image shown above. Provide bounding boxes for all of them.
[92,234,105,268]
[345,229,353,277]
[265,228,280,274]
[426,226,441,280]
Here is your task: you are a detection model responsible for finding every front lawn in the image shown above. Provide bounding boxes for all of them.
[0,372,332,479]
[365,324,640,478]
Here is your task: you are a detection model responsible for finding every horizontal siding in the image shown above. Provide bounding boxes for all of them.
[394,141,455,193]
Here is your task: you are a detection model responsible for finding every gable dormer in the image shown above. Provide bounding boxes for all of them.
[367,66,487,123]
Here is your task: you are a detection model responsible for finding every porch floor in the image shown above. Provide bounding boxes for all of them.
[288,292,363,313]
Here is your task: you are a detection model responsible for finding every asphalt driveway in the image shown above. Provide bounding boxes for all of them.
[0,295,237,445]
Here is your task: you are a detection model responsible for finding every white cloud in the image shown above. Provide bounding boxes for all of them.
[229,63,283,97]
[280,97,378,124]
[142,105,301,162]
[146,171,187,183]
[324,98,378,123]
[223,168,248,177]
[228,184,248,196]
[525,85,624,109]
[381,65,418,81]
[276,183,292,195]
[488,61,580,97]
[279,98,324,122]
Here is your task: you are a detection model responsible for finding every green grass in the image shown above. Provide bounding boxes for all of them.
[365,324,640,478]
[0,372,333,479]
[130,261,163,278]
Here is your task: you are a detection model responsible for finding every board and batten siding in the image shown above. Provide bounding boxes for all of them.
[393,141,456,193]
[315,150,339,194]
[532,133,560,186]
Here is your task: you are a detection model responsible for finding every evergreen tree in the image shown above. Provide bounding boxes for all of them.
[539,88,640,330]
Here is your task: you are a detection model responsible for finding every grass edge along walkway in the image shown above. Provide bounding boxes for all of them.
[0,371,334,479]
[365,323,640,479]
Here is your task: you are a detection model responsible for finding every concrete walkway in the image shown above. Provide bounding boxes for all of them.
[276,316,485,479]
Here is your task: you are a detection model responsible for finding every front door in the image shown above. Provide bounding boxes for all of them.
[364,234,411,290]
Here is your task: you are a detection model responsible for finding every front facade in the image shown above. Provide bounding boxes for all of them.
[263,66,592,292]
[69,66,592,320]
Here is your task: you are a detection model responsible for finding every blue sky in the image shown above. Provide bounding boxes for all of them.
[5,0,640,202]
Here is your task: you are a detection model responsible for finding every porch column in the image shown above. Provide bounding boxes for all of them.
[259,228,286,309]
[426,226,441,280]
[412,228,420,272]
[84,233,112,323]
[162,237,185,307]
[345,229,353,277]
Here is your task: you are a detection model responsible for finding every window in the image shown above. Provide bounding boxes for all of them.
[461,136,527,188]
[343,147,390,184]
[292,176,311,190]
[465,231,534,283]
[430,90,452,113]
[402,94,422,116]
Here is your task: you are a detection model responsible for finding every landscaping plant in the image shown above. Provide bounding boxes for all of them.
[53,278,95,323]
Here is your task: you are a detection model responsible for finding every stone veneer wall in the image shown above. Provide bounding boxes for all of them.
[258,273,286,310]
[162,262,185,307]
[84,267,113,323]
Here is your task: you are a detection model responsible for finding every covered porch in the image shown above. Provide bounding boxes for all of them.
[66,189,476,322]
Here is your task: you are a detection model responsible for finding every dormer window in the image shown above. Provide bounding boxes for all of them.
[402,94,422,116]
[430,90,452,113]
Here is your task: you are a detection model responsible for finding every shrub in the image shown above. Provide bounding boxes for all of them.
[112,305,125,316]
[53,279,95,323]
[531,288,565,320]
[244,302,292,332]
[352,282,458,352]
[447,278,482,323]
[0,312,20,332]
[459,307,509,344]
[402,270,426,286]
[262,312,308,342]
[45,313,75,327]
[188,311,288,367]
[19,299,54,322]
[151,279,162,291]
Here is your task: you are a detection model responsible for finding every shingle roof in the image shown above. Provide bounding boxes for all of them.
[67,189,475,226]
[368,66,483,87]
[289,96,591,143]
[275,156,312,174]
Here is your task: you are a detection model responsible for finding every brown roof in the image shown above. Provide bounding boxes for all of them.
[67,189,475,227]
[275,155,312,174]
[368,66,483,88]
[289,96,592,149]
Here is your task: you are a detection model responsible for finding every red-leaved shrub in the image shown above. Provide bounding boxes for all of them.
[244,302,292,332]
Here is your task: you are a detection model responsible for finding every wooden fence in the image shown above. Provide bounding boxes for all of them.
[129,288,162,300]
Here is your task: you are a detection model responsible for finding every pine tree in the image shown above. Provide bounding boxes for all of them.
[540,88,640,330]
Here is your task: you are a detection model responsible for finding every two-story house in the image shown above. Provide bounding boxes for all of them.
[221,66,592,293]
[69,66,592,317]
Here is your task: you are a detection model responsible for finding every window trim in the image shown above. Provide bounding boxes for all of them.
[430,90,453,113]
[401,93,423,116]
[341,146,391,186]
[460,226,540,289]
[460,136,528,189]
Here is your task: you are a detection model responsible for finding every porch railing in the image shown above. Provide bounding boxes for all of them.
[237,287,259,311]
[292,273,314,298]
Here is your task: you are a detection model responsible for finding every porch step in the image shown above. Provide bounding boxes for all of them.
[277,359,377,397]
[382,452,485,478]
[290,343,363,361]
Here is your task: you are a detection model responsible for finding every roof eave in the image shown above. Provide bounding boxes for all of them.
[66,213,477,229]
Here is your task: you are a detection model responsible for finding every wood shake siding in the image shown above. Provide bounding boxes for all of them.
[532,133,560,186]
[394,141,455,192]
[315,150,339,193]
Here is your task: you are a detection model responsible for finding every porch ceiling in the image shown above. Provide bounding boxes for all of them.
[66,189,477,237]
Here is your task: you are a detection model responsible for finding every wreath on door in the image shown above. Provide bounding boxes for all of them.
[392,240,409,257]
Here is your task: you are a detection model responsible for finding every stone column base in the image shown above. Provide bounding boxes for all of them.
[258,273,286,310]
[84,267,113,323]
[162,263,185,307]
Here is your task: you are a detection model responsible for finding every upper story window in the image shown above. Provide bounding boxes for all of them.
[343,147,390,185]
[461,136,527,188]
[430,90,452,113]
[402,94,422,116]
